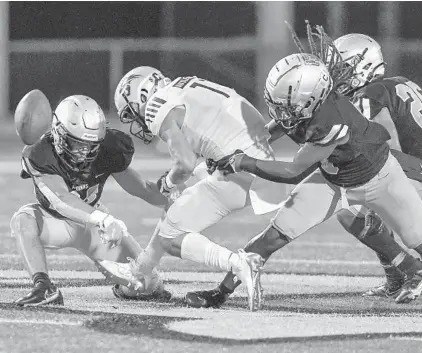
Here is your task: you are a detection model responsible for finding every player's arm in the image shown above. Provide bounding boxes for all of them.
[237,142,337,183]
[372,107,402,151]
[158,107,198,185]
[265,119,286,144]
[112,166,168,207]
[32,172,97,224]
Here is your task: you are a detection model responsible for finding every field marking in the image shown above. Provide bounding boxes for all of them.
[0,269,382,283]
[0,318,81,326]
[0,253,378,266]
[390,336,422,341]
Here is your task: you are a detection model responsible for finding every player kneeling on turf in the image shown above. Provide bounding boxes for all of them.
[12,93,170,306]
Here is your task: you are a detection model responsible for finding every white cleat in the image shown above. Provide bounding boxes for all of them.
[97,258,146,291]
[232,249,265,312]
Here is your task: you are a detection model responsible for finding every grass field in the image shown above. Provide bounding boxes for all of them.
[1,131,422,353]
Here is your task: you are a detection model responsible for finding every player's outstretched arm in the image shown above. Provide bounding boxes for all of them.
[159,109,198,186]
[32,173,97,224]
[112,166,168,207]
[219,142,339,183]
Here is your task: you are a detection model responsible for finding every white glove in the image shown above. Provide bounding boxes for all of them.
[88,210,129,248]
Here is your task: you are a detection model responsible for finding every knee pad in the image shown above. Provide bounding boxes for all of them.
[10,208,38,238]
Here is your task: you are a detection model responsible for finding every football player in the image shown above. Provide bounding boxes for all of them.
[184,47,422,308]
[332,33,422,299]
[11,94,170,306]
[109,65,295,311]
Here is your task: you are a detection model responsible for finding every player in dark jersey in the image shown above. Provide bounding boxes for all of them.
[331,33,422,301]
[11,94,170,306]
[184,48,422,309]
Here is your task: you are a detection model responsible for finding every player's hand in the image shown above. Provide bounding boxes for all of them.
[216,150,245,175]
[157,171,175,198]
[205,158,218,175]
[99,215,129,248]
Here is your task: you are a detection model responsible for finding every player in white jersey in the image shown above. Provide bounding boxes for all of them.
[106,67,290,311]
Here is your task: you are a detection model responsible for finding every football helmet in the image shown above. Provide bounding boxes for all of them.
[334,33,385,96]
[114,66,171,143]
[265,53,332,129]
[52,95,106,170]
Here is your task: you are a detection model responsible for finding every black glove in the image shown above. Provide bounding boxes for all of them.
[205,158,218,175]
[215,150,245,175]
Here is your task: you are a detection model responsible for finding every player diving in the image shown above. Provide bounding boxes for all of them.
[11,93,171,306]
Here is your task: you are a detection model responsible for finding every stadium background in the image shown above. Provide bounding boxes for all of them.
[3,1,422,119]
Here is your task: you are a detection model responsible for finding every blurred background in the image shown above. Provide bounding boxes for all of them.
[2,1,421,123]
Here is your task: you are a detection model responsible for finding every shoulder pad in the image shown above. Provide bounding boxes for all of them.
[21,134,59,177]
[306,96,350,146]
[146,88,182,136]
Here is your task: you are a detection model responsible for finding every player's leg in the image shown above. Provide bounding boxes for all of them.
[186,170,343,308]
[75,217,171,302]
[360,153,422,303]
[10,204,68,306]
[114,171,263,310]
[337,207,405,298]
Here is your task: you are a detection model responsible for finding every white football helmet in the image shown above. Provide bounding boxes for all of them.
[114,66,171,143]
[52,95,106,170]
[334,33,385,96]
[265,53,332,129]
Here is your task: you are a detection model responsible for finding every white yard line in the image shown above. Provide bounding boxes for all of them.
[0,269,381,282]
[390,336,422,341]
[0,254,378,266]
[0,318,81,326]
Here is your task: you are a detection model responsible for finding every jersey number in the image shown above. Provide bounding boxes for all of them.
[84,184,100,204]
[190,81,230,98]
[320,160,339,175]
[395,81,422,127]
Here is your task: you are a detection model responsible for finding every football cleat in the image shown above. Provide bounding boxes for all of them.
[112,284,172,302]
[362,266,405,298]
[185,288,229,308]
[395,271,422,304]
[14,282,64,307]
[97,259,146,291]
[232,249,265,311]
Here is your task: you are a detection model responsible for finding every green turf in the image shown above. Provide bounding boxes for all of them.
[1,142,422,353]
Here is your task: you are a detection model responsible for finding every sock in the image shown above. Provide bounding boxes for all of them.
[180,232,238,272]
[32,272,51,287]
[392,251,422,276]
[218,272,239,294]
[135,232,166,273]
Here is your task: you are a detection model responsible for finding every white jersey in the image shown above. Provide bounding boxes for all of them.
[145,76,272,160]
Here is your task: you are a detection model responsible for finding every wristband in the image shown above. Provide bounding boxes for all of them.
[87,210,109,227]
[165,174,175,189]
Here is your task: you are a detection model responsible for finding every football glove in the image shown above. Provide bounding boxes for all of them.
[157,171,175,198]
[216,150,245,175]
[88,210,129,248]
[205,158,218,175]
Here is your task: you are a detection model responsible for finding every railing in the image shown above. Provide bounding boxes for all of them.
[9,35,422,112]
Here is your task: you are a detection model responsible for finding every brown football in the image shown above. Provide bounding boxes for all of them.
[14,89,52,145]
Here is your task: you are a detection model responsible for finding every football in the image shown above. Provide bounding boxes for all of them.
[14,89,52,145]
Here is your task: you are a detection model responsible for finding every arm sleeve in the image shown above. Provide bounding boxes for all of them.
[105,129,135,173]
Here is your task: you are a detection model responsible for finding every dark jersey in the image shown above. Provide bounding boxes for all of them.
[21,128,134,218]
[353,76,422,160]
[284,93,390,187]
